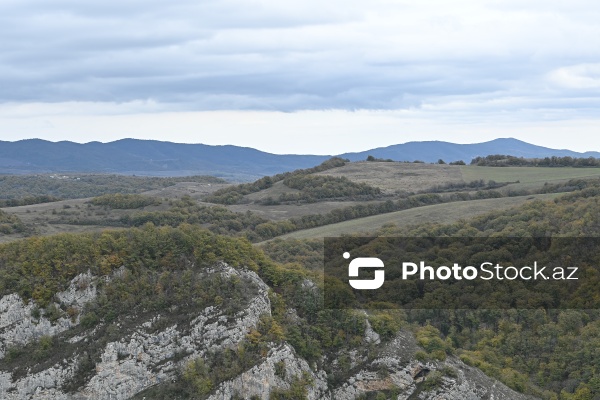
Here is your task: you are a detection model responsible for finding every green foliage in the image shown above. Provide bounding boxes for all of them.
[260,239,323,270]
[314,192,600,396]
[0,195,61,208]
[90,193,161,209]
[368,309,404,340]
[275,360,287,379]
[421,371,444,391]
[33,336,54,361]
[366,155,394,162]
[0,223,281,306]
[269,372,314,400]
[0,209,27,234]
[183,358,213,395]
[415,325,453,361]
[422,179,510,194]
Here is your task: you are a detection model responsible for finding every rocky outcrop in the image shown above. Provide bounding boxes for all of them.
[0,263,539,400]
[331,329,538,400]
[0,271,97,359]
[208,343,329,400]
[332,356,537,400]
[0,263,272,400]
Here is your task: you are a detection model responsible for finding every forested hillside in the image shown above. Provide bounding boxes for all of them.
[0,186,598,398]
[269,190,600,399]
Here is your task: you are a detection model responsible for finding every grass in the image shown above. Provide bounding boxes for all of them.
[460,166,600,191]
[315,162,464,194]
[266,193,562,240]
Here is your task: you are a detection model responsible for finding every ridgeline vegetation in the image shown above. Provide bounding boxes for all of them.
[89,193,162,209]
[471,154,600,168]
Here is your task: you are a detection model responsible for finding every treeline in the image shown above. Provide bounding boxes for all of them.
[0,195,61,208]
[118,192,503,242]
[204,157,347,205]
[89,193,161,209]
[0,174,225,202]
[471,154,600,167]
[421,179,511,194]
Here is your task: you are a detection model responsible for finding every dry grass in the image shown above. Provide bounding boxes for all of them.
[266,193,562,240]
[142,182,230,201]
[460,166,600,192]
[315,162,464,194]
[227,200,387,221]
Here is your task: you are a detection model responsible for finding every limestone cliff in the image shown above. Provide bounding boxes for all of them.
[0,262,538,400]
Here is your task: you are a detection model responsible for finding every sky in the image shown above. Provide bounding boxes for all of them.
[1,0,600,154]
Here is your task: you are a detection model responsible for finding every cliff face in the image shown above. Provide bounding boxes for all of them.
[0,262,537,400]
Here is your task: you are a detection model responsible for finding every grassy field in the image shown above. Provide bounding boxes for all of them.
[460,166,600,191]
[315,161,464,194]
[267,193,562,240]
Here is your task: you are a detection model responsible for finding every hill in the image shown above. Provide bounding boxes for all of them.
[340,137,600,163]
[1,138,599,179]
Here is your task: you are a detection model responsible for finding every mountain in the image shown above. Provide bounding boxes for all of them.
[339,137,600,163]
[0,139,329,181]
[0,137,598,179]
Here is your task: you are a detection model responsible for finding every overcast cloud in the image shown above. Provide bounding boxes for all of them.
[1,0,600,153]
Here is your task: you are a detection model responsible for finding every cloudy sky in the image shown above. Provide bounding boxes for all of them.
[1,0,600,154]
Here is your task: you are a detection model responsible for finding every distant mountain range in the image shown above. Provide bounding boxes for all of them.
[0,138,598,180]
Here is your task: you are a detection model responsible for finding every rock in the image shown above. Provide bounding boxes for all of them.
[0,270,98,359]
[208,344,329,400]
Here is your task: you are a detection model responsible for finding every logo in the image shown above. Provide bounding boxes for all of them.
[345,252,385,290]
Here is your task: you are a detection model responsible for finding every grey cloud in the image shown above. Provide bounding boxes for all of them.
[1,0,600,114]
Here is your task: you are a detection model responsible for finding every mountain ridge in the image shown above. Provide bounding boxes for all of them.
[1,137,598,180]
